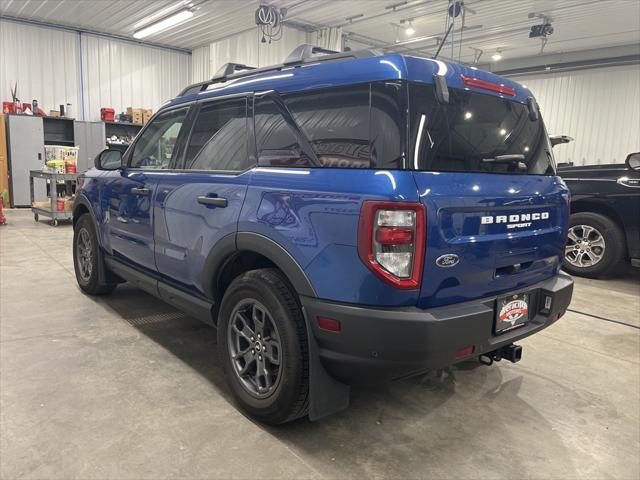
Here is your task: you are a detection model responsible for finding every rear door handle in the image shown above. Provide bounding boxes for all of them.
[131,187,150,196]
[197,196,228,208]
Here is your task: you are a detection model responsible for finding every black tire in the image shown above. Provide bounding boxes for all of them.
[218,268,309,424]
[563,212,626,278]
[73,214,116,295]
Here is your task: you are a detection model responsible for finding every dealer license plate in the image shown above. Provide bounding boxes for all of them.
[495,293,529,334]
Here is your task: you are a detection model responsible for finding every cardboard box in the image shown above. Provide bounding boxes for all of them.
[49,110,60,117]
[126,107,144,124]
[142,109,152,124]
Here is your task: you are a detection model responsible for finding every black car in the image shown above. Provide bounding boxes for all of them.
[558,152,640,278]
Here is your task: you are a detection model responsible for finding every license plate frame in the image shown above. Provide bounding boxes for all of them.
[495,292,530,334]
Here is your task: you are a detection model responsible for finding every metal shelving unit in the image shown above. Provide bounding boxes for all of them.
[29,170,77,226]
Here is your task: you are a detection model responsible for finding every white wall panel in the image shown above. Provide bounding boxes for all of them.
[81,34,191,120]
[191,26,307,82]
[512,65,640,166]
[0,19,80,115]
[1,20,191,122]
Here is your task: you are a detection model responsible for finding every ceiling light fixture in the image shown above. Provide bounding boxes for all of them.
[405,20,415,36]
[133,8,194,39]
[492,51,503,61]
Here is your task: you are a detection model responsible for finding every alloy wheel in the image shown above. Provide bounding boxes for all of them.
[227,299,283,398]
[76,228,93,281]
[565,224,606,268]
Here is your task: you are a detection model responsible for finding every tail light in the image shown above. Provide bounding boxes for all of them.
[357,201,425,289]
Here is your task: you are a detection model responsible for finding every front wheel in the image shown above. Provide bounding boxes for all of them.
[73,214,116,295]
[218,269,309,424]
[563,212,625,278]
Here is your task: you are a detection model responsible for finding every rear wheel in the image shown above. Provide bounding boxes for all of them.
[73,214,116,295]
[563,212,625,278]
[218,268,309,424]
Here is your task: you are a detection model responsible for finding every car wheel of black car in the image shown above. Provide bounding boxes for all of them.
[563,212,625,278]
[73,214,116,295]
[218,268,309,424]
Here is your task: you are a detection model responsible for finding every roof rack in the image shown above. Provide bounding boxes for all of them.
[178,44,379,97]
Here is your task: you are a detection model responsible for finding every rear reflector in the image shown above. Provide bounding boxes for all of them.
[460,74,516,97]
[317,316,341,332]
[455,345,475,359]
[375,227,414,245]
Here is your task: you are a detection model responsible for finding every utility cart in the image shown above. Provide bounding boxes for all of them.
[29,170,77,226]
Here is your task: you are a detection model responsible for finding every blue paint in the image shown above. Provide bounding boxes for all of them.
[78,52,567,311]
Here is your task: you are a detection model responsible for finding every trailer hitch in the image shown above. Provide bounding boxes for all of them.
[479,344,523,366]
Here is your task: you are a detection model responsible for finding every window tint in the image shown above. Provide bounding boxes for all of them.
[130,107,188,169]
[184,98,248,171]
[254,95,312,167]
[285,85,370,168]
[409,83,555,175]
[371,81,405,169]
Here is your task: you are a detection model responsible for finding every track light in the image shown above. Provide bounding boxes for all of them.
[491,51,503,61]
[133,8,194,39]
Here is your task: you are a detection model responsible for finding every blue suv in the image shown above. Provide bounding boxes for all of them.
[73,45,573,424]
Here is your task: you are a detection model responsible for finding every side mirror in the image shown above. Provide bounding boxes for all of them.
[625,152,640,171]
[94,149,123,170]
[549,135,574,148]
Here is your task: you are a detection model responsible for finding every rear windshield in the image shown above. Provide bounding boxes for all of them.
[409,82,556,175]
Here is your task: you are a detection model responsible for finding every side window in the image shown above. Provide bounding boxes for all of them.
[254,95,312,167]
[184,98,248,171]
[285,85,371,168]
[371,81,406,169]
[130,107,188,169]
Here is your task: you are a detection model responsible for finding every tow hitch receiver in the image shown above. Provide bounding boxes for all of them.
[479,344,523,366]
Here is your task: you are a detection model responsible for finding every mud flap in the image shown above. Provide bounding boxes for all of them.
[302,307,350,421]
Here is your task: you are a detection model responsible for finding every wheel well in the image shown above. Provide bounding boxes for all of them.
[570,199,625,232]
[73,203,89,227]
[216,251,278,301]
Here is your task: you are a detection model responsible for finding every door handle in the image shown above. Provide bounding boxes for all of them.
[197,195,228,208]
[131,187,150,196]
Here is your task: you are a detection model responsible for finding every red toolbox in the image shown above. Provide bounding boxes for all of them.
[100,107,115,121]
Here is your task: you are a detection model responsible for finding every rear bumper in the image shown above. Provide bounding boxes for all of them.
[301,272,573,385]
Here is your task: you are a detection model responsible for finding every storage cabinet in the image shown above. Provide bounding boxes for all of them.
[74,121,105,173]
[6,115,46,207]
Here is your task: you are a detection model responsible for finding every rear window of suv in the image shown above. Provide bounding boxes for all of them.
[255,81,405,169]
[409,82,556,175]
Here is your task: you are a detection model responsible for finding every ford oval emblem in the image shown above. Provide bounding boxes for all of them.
[436,254,459,268]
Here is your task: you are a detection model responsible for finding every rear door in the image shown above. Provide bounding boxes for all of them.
[102,106,190,273]
[153,95,251,297]
[408,82,569,308]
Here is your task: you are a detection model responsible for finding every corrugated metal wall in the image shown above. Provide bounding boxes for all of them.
[511,64,640,166]
[1,19,191,121]
[191,26,307,83]
[81,34,191,120]
[0,19,81,116]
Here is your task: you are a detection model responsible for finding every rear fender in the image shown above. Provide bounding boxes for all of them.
[209,232,349,420]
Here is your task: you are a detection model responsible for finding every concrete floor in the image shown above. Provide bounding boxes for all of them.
[1,208,639,480]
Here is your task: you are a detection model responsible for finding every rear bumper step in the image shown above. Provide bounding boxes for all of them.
[301,272,573,385]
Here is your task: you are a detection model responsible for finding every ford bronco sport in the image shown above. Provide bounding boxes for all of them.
[73,45,573,424]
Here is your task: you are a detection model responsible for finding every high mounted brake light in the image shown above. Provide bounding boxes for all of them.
[460,74,516,97]
[357,201,425,289]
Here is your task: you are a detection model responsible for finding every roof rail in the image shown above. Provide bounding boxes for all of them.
[283,43,378,65]
[215,62,256,77]
[178,44,379,97]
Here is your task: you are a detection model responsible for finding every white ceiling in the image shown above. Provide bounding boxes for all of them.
[1,0,639,64]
